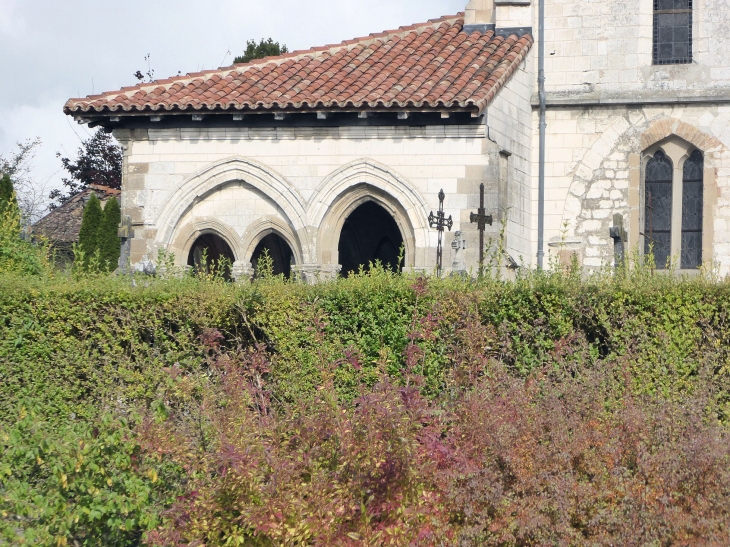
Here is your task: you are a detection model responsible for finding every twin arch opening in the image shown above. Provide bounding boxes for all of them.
[186,200,404,279]
[187,232,294,279]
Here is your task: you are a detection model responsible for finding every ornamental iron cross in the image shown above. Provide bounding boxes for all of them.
[470,183,493,276]
[429,189,453,277]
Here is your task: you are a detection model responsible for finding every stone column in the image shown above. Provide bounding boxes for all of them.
[292,264,341,284]
[232,260,254,283]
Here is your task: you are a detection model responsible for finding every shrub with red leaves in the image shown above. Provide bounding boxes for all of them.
[140,319,730,546]
[142,338,451,547]
[440,364,730,546]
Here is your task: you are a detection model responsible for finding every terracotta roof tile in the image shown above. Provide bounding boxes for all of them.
[64,14,532,117]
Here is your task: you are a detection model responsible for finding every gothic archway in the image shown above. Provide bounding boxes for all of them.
[188,233,236,280]
[338,201,404,276]
[251,233,294,278]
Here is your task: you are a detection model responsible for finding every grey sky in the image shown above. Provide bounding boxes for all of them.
[0,0,464,197]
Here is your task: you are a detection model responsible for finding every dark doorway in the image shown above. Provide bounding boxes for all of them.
[338,201,404,277]
[188,233,236,279]
[251,233,294,278]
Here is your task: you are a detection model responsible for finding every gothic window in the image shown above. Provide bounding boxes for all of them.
[643,144,705,270]
[653,0,693,65]
[644,150,673,268]
[681,150,704,269]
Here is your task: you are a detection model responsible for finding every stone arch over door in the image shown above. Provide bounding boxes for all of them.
[154,156,310,263]
[309,160,430,269]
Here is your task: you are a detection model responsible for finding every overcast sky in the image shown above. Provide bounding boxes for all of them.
[0,0,464,198]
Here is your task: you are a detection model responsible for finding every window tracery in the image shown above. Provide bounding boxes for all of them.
[642,141,704,270]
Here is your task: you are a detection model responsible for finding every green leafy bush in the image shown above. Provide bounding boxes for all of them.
[0,175,48,276]
[0,409,173,546]
[1,268,730,425]
[1,267,730,545]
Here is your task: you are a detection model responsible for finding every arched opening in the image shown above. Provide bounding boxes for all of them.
[681,149,704,269]
[187,233,236,279]
[644,149,673,269]
[338,201,404,277]
[251,233,294,278]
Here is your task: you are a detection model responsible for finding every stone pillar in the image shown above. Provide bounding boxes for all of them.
[293,264,341,284]
[232,260,254,283]
[118,215,133,273]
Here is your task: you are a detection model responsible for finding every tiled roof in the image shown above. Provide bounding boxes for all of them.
[64,15,532,117]
[33,185,121,245]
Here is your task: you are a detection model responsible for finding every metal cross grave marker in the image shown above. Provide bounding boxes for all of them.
[428,189,453,277]
[470,183,493,276]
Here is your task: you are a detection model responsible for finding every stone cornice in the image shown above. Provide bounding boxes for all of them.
[531,88,730,108]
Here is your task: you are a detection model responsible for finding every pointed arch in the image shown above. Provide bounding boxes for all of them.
[308,159,431,257]
[641,119,723,159]
[154,156,309,251]
[172,218,244,262]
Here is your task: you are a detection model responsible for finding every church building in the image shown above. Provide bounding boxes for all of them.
[64,0,730,279]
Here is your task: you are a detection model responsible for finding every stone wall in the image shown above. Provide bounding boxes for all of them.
[114,124,494,277]
[540,0,730,98]
[486,51,535,264]
[531,0,730,274]
[541,105,730,274]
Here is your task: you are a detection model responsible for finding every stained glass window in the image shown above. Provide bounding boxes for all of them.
[645,150,673,269]
[653,0,693,64]
[681,150,703,269]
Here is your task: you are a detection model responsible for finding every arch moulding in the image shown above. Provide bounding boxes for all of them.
[641,118,723,158]
[239,216,304,268]
[172,218,244,264]
[154,156,309,252]
[308,159,430,268]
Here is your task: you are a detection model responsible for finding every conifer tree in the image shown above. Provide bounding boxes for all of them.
[77,192,102,267]
[98,197,121,272]
[0,174,17,212]
[0,173,20,235]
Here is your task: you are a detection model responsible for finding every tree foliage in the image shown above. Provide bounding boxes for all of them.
[0,174,21,240]
[234,38,288,64]
[75,194,121,272]
[98,197,121,272]
[0,174,48,275]
[51,130,122,208]
[77,192,102,268]
[0,174,16,213]
[0,138,48,224]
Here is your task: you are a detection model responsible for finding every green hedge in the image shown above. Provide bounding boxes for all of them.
[2,268,730,546]
[1,269,730,425]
